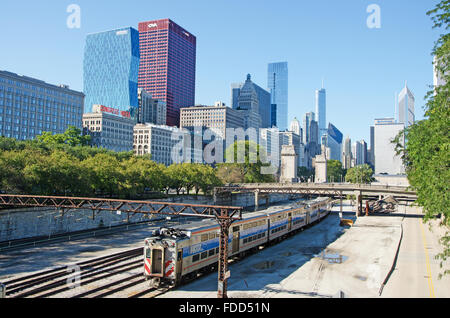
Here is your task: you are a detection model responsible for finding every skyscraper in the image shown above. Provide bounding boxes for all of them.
[289,117,301,137]
[231,75,271,128]
[398,82,415,129]
[268,62,288,130]
[138,19,196,127]
[343,136,352,169]
[84,27,140,119]
[315,86,327,143]
[326,123,343,162]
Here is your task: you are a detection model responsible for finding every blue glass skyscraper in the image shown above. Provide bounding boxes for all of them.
[268,62,288,131]
[315,87,326,143]
[83,27,140,119]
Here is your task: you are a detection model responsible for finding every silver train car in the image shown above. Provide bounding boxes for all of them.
[143,197,332,287]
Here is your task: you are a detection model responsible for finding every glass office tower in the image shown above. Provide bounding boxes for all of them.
[138,19,196,127]
[268,62,288,131]
[83,27,140,119]
[315,87,327,143]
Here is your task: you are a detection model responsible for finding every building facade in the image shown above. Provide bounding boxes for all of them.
[83,105,136,152]
[137,88,167,125]
[268,62,288,130]
[84,27,140,120]
[133,123,190,166]
[374,118,405,175]
[0,70,84,140]
[180,103,244,140]
[138,19,196,127]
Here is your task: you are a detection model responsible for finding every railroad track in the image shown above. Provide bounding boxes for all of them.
[2,247,143,298]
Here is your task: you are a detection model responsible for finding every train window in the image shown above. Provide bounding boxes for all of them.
[233,226,240,232]
[243,238,247,244]
[177,251,182,261]
[145,249,151,258]
[209,249,215,257]
[201,252,208,260]
[209,233,216,240]
[216,247,219,254]
[193,254,200,262]
[201,234,209,242]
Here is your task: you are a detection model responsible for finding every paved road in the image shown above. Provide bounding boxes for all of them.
[381,205,450,298]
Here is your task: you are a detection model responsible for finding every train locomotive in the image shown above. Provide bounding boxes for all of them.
[143,197,332,287]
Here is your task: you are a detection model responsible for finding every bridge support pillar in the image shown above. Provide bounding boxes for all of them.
[254,191,259,209]
[339,191,343,219]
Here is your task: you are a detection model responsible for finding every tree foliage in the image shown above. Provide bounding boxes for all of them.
[327,160,344,183]
[394,0,450,277]
[345,164,375,184]
[217,140,275,184]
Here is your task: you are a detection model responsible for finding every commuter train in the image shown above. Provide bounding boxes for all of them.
[143,197,333,287]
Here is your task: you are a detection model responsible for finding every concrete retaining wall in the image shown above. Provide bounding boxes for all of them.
[0,207,155,242]
[0,192,294,242]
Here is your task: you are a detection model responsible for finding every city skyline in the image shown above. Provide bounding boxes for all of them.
[0,0,441,143]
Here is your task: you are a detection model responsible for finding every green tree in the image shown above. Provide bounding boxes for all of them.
[37,126,91,147]
[82,153,123,197]
[394,0,450,277]
[327,160,344,183]
[345,164,375,184]
[297,167,315,183]
[219,140,275,184]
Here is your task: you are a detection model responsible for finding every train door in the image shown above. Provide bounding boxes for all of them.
[151,247,165,277]
[176,249,183,281]
[288,213,292,231]
[232,226,240,254]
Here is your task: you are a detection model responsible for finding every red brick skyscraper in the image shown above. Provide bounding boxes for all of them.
[138,19,196,127]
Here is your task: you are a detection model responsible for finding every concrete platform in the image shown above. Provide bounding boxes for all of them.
[158,203,404,298]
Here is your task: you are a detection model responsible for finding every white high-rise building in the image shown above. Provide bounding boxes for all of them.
[289,117,301,137]
[398,83,415,129]
[374,118,405,175]
[434,55,447,89]
[315,86,327,143]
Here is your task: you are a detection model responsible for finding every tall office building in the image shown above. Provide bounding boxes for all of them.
[233,75,263,130]
[138,19,196,127]
[398,82,415,129]
[326,123,343,162]
[84,27,140,119]
[315,86,327,143]
[303,112,316,144]
[268,62,288,130]
[355,140,368,166]
[343,136,352,169]
[374,118,405,175]
[0,70,84,140]
[289,117,301,137]
[231,75,271,128]
[137,88,166,125]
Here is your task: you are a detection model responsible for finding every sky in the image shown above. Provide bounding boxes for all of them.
[0,0,442,143]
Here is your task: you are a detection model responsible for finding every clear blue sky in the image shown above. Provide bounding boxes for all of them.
[0,0,442,143]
